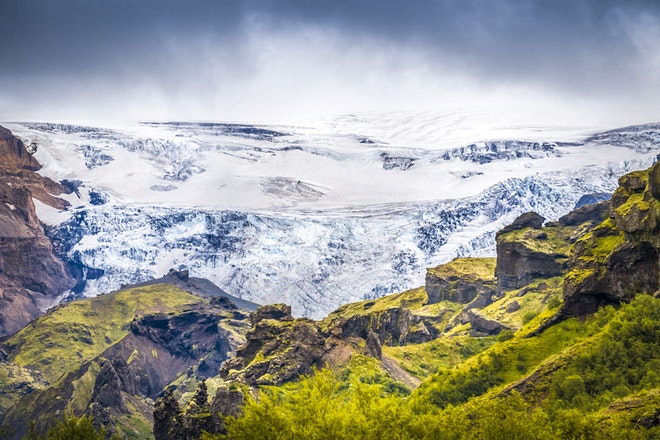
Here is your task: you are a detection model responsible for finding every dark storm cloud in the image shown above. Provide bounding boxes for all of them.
[1,0,659,121]
[0,0,245,73]
[250,0,660,94]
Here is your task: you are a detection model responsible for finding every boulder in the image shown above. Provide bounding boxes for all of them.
[250,303,293,325]
[462,310,509,336]
[496,212,545,237]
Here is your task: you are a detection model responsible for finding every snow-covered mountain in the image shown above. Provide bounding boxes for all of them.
[5,114,660,318]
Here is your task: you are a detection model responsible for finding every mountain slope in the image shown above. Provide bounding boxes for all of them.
[0,127,74,337]
[156,162,660,439]
[0,281,253,439]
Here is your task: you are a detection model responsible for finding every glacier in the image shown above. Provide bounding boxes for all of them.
[5,115,660,318]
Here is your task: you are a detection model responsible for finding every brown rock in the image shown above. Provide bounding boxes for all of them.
[250,303,293,325]
[496,212,545,237]
[0,126,41,171]
[0,126,75,336]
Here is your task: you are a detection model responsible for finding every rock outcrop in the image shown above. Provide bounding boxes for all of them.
[495,213,569,291]
[559,163,660,318]
[426,257,496,306]
[461,310,510,336]
[219,305,327,386]
[0,126,74,337]
[1,285,250,439]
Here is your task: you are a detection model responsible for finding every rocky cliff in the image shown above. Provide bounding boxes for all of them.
[0,282,252,439]
[0,126,74,337]
[558,162,660,318]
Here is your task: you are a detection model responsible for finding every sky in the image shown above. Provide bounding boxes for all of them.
[1,0,660,126]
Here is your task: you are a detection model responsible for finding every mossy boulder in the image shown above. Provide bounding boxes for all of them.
[426,258,496,305]
[495,214,572,291]
[250,303,293,324]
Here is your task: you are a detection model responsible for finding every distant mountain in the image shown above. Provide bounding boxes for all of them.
[4,116,660,318]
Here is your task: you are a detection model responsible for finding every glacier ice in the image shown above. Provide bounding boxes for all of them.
[7,117,660,319]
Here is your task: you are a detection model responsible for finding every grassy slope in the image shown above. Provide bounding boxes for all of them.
[4,284,204,383]
[211,166,660,439]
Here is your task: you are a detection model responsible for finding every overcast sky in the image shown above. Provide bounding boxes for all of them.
[1,0,659,125]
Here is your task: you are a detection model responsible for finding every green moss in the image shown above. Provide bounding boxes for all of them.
[67,362,101,414]
[565,267,597,286]
[116,401,155,440]
[427,258,497,282]
[588,233,624,259]
[0,362,47,413]
[498,226,572,256]
[615,192,651,217]
[383,336,496,380]
[6,284,204,382]
[325,287,428,322]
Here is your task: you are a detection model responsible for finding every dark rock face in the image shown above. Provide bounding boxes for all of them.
[91,359,127,412]
[212,386,245,419]
[495,219,567,292]
[558,162,660,319]
[496,211,545,237]
[154,381,231,440]
[558,200,609,227]
[496,244,564,291]
[426,271,495,305]
[338,307,440,346]
[250,303,293,325]
[0,126,75,337]
[153,388,182,440]
[220,316,327,386]
[427,276,477,304]
[129,307,236,382]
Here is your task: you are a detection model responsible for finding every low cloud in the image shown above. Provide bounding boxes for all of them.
[1,0,659,124]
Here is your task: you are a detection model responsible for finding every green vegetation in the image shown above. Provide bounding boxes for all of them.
[205,295,660,440]
[4,284,204,382]
[478,276,563,330]
[22,414,120,440]
[426,257,497,283]
[383,336,496,379]
[496,225,572,257]
[327,287,428,319]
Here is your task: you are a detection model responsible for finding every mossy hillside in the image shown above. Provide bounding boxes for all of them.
[414,295,660,411]
[326,287,428,321]
[496,224,572,257]
[328,258,497,323]
[610,162,660,242]
[0,361,48,414]
[211,298,660,440]
[382,335,496,380]
[479,277,563,329]
[558,164,660,319]
[116,401,155,440]
[570,218,624,264]
[4,284,205,382]
[426,257,497,284]
[66,360,101,415]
